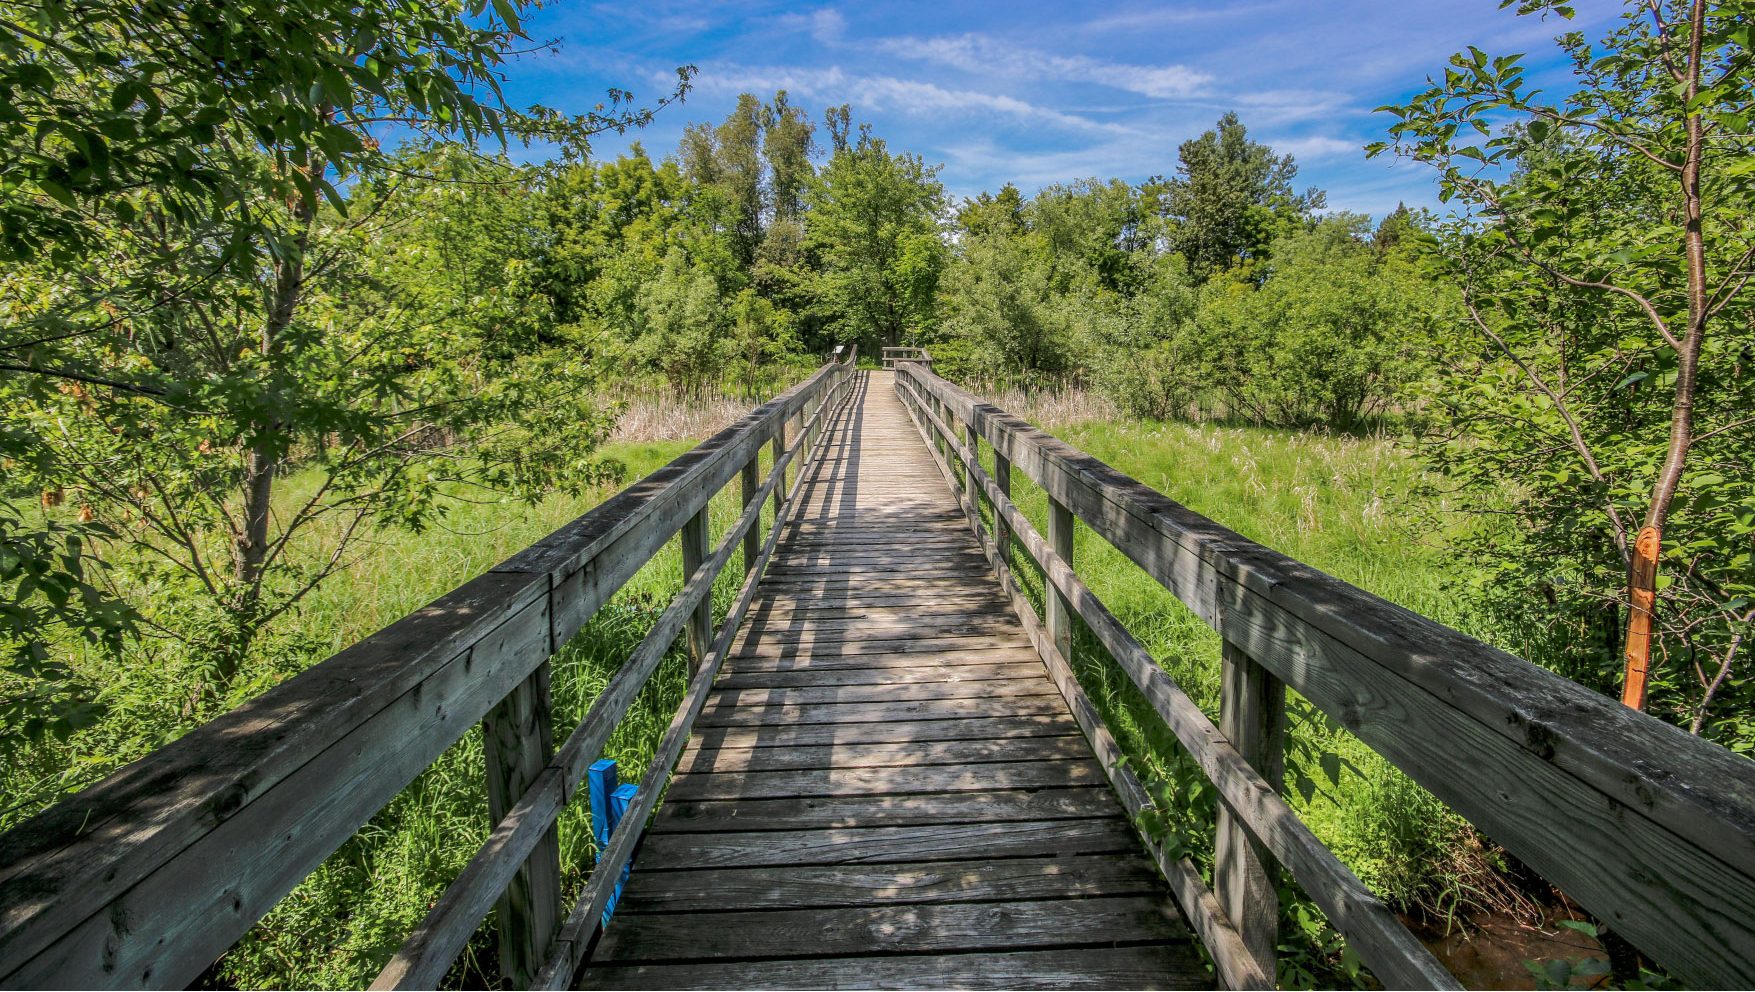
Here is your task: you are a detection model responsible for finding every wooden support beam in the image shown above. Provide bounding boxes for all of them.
[681,507,712,673]
[740,455,761,573]
[994,452,1013,572]
[1046,497,1074,661]
[482,662,562,987]
[963,421,980,500]
[770,425,786,518]
[1215,639,1286,981]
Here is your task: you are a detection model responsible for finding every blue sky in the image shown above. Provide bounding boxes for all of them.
[496,1,1618,219]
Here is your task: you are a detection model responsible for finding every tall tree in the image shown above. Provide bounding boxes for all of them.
[1,0,686,714]
[804,130,946,353]
[1375,0,1754,730]
[763,90,816,225]
[1162,112,1325,280]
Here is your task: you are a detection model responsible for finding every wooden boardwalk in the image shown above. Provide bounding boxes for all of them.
[583,371,1208,989]
[7,356,1751,992]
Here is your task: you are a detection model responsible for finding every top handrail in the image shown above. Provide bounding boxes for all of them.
[881,345,932,370]
[892,361,1755,989]
[0,350,859,990]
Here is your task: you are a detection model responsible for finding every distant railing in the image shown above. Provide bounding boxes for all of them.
[0,348,860,991]
[893,361,1755,990]
[881,345,932,370]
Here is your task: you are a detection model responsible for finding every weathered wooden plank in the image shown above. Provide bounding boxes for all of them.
[713,661,1039,689]
[733,633,1034,659]
[651,787,1119,833]
[633,819,1137,869]
[777,534,979,549]
[593,896,1188,962]
[740,593,1006,614]
[578,945,1209,991]
[676,735,1086,774]
[733,617,1023,645]
[612,855,1163,914]
[721,646,1046,674]
[695,694,1071,728]
[761,563,999,580]
[768,547,990,563]
[665,758,1106,801]
[706,677,1056,707]
[687,714,1080,749]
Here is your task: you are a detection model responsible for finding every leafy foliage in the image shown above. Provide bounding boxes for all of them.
[1158,111,1327,280]
[1376,0,1755,741]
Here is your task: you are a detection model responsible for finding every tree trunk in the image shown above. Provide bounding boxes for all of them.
[1619,0,1708,711]
[218,171,316,695]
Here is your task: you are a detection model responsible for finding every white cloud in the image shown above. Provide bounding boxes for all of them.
[772,8,846,45]
[686,63,1134,136]
[877,34,1212,100]
[1270,136,1365,161]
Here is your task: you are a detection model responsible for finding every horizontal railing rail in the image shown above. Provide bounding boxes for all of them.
[893,362,1755,990]
[881,345,932,370]
[0,348,859,991]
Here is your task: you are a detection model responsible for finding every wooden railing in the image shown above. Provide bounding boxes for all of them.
[893,362,1755,990]
[0,349,860,991]
[881,345,933,370]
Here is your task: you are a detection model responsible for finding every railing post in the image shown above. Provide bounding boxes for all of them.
[1046,498,1074,660]
[962,418,980,505]
[804,392,819,460]
[481,662,562,987]
[740,454,760,573]
[680,506,712,673]
[1216,638,1286,980]
[994,450,1013,570]
[770,423,786,517]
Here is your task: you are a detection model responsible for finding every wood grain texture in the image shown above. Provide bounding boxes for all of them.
[675,735,1085,773]
[651,788,1120,833]
[593,896,1189,960]
[612,855,1165,912]
[579,946,1210,991]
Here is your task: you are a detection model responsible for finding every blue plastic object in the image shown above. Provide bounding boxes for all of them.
[587,760,636,927]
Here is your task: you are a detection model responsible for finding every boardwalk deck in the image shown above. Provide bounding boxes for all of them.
[582,371,1209,989]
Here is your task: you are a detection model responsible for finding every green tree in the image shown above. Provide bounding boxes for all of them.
[804,130,946,353]
[639,246,732,396]
[763,90,816,225]
[1375,0,1755,737]
[1162,112,1325,280]
[1,0,684,716]
[1196,216,1449,428]
[941,231,1083,380]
